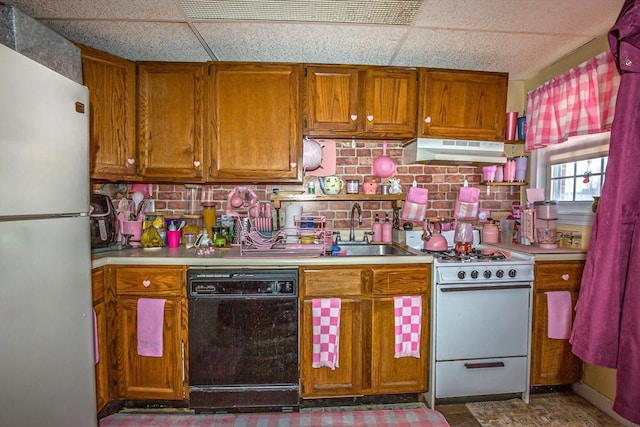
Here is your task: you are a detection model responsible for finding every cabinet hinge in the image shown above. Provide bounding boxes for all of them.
[304,67,307,77]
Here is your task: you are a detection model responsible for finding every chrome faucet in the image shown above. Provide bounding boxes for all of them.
[349,203,362,241]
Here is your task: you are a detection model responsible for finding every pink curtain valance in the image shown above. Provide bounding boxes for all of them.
[525,51,620,152]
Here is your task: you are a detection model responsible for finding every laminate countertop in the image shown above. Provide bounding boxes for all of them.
[486,242,587,261]
[91,245,434,268]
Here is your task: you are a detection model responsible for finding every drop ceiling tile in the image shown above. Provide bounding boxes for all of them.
[41,20,211,62]
[5,0,186,20]
[393,28,590,80]
[196,22,407,65]
[416,0,623,35]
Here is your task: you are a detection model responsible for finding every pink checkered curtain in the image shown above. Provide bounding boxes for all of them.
[525,51,620,152]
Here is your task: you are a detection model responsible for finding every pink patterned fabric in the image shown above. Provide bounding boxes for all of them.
[545,291,572,339]
[525,50,620,152]
[312,298,341,370]
[137,298,166,357]
[394,296,422,358]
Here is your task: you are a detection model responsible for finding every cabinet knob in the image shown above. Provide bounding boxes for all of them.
[367,115,374,122]
[142,280,151,287]
[193,160,201,167]
[127,158,135,165]
[561,274,570,281]
[290,162,297,168]
[424,116,432,124]
[350,114,358,121]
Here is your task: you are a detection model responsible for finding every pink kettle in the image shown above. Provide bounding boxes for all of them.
[422,220,448,251]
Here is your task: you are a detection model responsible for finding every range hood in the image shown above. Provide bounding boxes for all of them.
[403,138,507,166]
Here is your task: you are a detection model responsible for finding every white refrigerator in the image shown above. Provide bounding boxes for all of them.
[0,44,97,426]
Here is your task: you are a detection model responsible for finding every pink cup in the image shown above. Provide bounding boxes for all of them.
[166,230,181,248]
[504,159,516,182]
[482,165,497,182]
[494,165,504,182]
[505,112,518,141]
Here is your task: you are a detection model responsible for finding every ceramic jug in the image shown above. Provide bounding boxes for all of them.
[319,176,344,195]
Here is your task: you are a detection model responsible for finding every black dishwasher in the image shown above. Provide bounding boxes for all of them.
[187,269,298,413]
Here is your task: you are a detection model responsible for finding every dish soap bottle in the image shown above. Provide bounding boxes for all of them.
[382,213,392,243]
[372,214,382,243]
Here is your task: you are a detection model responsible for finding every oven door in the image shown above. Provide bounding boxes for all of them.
[435,282,531,361]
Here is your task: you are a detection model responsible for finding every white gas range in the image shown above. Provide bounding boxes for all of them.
[424,243,535,408]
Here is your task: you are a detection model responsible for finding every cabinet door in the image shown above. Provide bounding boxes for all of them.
[530,261,584,386]
[418,69,507,141]
[304,65,361,135]
[531,290,582,385]
[364,68,417,138]
[137,62,205,181]
[300,297,363,398]
[80,45,137,180]
[94,302,109,410]
[209,63,302,182]
[371,295,428,394]
[116,297,184,399]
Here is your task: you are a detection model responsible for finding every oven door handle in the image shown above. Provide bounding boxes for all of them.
[464,361,505,369]
[440,284,531,292]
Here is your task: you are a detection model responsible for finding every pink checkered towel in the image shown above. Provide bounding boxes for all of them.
[394,296,422,358]
[312,298,341,370]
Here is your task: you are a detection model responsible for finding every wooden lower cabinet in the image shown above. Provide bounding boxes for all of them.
[530,261,584,386]
[92,267,109,411]
[299,265,430,399]
[112,266,187,400]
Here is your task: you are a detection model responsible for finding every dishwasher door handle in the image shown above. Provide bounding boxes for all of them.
[464,361,505,369]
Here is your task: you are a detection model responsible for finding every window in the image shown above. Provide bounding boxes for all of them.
[550,156,607,201]
[528,132,610,224]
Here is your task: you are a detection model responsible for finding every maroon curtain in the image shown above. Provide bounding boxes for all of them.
[569,0,640,424]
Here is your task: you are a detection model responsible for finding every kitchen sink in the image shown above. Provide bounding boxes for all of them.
[337,243,415,256]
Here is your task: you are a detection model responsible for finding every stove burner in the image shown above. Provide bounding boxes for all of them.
[425,248,507,263]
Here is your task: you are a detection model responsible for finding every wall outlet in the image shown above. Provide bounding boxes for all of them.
[144,199,155,212]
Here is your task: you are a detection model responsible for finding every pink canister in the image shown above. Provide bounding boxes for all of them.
[482,223,499,244]
[503,159,516,182]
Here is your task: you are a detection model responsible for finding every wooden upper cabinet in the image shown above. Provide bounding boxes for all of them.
[363,67,417,137]
[418,68,508,141]
[80,45,137,180]
[137,62,206,181]
[208,63,302,183]
[304,65,418,139]
[304,66,361,135]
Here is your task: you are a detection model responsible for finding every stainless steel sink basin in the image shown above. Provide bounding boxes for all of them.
[338,244,415,256]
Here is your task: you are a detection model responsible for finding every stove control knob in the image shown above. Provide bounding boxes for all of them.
[483,270,492,279]
[509,269,517,278]
[496,269,505,278]
[458,271,466,280]
[471,270,479,279]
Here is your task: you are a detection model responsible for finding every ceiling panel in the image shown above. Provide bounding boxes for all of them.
[196,22,407,65]
[2,0,626,80]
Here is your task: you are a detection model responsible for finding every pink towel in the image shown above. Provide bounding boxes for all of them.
[312,298,341,370]
[93,308,99,365]
[546,291,572,339]
[394,296,422,358]
[137,298,166,357]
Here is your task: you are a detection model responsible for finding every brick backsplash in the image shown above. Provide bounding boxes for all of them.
[94,141,521,230]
